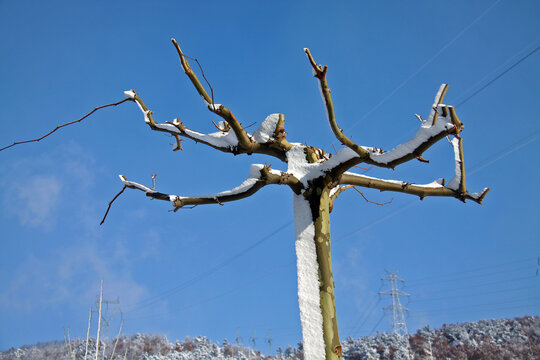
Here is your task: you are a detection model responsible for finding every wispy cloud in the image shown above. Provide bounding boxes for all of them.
[0,142,97,231]
[0,242,149,313]
[4,174,62,230]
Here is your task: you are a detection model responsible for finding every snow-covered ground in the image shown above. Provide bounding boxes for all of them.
[1,315,538,359]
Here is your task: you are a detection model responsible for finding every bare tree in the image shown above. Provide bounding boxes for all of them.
[3,39,489,360]
[115,40,489,360]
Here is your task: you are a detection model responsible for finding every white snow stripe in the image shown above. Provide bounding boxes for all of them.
[446,137,462,191]
[293,194,325,360]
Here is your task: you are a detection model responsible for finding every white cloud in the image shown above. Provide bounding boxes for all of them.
[1,142,97,231]
[0,242,149,313]
[5,174,62,230]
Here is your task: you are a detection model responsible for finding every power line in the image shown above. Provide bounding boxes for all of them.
[456,43,540,107]
[78,22,540,333]
[348,0,503,130]
[126,262,293,321]
[348,36,540,171]
[468,129,540,176]
[406,263,535,287]
[409,295,540,316]
[123,40,539,323]
[368,314,386,336]
[408,301,540,318]
[406,257,536,284]
[410,284,536,303]
[123,220,292,313]
[346,297,381,338]
[337,128,539,244]
[123,124,539,322]
[124,124,539,319]
[429,275,537,294]
[452,36,540,105]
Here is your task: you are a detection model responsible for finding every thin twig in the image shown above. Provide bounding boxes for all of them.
[212,120,228,132]
[352,186,393,206]
[353,165,373,170]
[183,53,215,106]
[100,186,127,225]
[170,204,198,213]
[0,98,131,152]
[151,173,157,190]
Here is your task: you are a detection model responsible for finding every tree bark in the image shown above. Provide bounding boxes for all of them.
[295,177,341,360]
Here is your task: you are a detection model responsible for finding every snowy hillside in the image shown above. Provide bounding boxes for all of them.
[1,316,538,359]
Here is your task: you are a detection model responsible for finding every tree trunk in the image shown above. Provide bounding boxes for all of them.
[294,178,341,360]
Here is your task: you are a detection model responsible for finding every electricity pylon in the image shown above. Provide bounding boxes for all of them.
[379,271,410,337]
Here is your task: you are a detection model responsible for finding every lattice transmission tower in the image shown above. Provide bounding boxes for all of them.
[379,270,410,337]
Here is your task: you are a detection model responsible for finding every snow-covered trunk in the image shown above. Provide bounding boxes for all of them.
[294,180,341,360]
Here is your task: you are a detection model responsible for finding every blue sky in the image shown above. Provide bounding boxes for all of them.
[1,0,539,354]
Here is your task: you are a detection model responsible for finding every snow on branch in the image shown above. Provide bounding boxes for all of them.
[365,85,464,168]
[252,114,281,143]
[302,53,468,174]
[446,136,466,193]
[129,89,292,161]
[117,164,303,213]
[340,171,489,204]
[171,38,253,149]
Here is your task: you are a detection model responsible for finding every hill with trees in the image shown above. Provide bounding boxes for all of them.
[2,315,538,359]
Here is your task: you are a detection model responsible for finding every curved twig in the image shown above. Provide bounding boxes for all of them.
[100,186,127,225]
[351,186,393,206]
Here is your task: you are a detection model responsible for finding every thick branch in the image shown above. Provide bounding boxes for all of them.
[324,86,465,177]
[363,84,463,169]
[127,90,290,161]
[304,48,370,159]
[119,164,303,212]
[340,172,489,204]
[171,38,253,150]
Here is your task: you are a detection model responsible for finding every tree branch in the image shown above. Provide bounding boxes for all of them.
[119,164,303,212]
[340,172,489,204]
[330,185,354,204]
[0,98,132,152]
[362,84,463,169]
[100,186,127,225]
[351,186,393,205]
[171,38,253,150]
[324,85,465,177]
[127,90,290,161]
[304,48,370,159]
